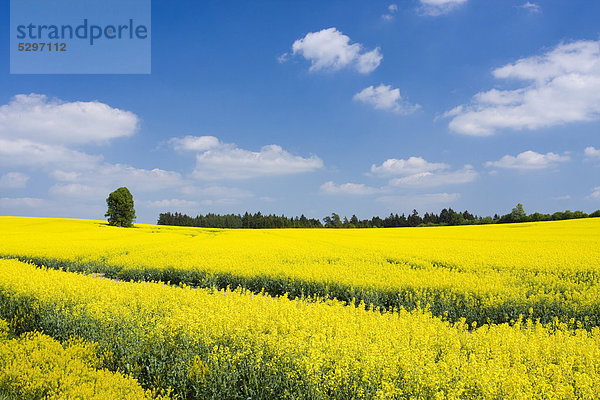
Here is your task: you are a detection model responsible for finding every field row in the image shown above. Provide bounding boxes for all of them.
[1,258,600,399]
[1,217,600,327]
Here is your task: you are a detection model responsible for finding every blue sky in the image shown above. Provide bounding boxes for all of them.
[1,0,600,223]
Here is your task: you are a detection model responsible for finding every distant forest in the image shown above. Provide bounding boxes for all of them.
[157,204,600,229]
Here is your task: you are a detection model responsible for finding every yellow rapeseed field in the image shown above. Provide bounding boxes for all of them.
[1,216,599,326]
[2,216,600,398]
[1,258,600,399]
[0,318,165,399]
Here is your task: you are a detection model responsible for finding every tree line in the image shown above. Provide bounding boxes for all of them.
[157,212,323,229]
[157,204,600,229]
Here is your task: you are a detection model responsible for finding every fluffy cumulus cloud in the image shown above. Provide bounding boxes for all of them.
[585,146,600,158]
[170,136,323,180]
[353,84,420,114]
[446,40,600,135]
[485,150,570,170]
[0,92,325,220]
[367,156,477,189]
[418,0,467,16]
[323,156,474,199]
[0,94,158,186]
[371,156,448,176]
[590,187,600,199]
[0,93,185,196]
[0,94,138,144]
[388,166,477,187]
[0,93,198,221]
[194,145,323,180]
[287,28,382,74]
[0,172,29,188]
[320,181,379,195]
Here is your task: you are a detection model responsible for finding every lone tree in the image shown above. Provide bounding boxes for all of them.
[105,187,136,227]
[511,203,526,222]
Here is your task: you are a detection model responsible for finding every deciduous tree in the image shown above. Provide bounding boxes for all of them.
[105,187,136,227]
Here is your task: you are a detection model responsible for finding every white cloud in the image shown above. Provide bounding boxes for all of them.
[0,94,190,220]
[0,172,29,188]
[353,84,420,114]
[194,144,323,180]
[590,187,600,199]
[382,4,399,21]
[46,164,185,200]
[1,157,183,210]
[0,95,146,184]
[553,195,571,201]
[376,192,461,208]
[0,94,237,220]
[519,2,541,13]
[146,199,199,208]
[48,183,107,199]
[0,139,102,169]
[356,49,384,74]
[0,133,182,195]
[388,166,477,187]
[0,197,45,208]
[168,136,323,180]
[485,151,570,170]
[51,170,81,182]
[169,135,220,152]
[320,181,379,195]
[0,94,138,144]
[95,164,184,192]
[418,0,467,16]
[446,40,600,135]
[0,95,176,192]
[371,156,448,176]
[289,28,382,73]
[585,146,600,158]
[321,157,473,198]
